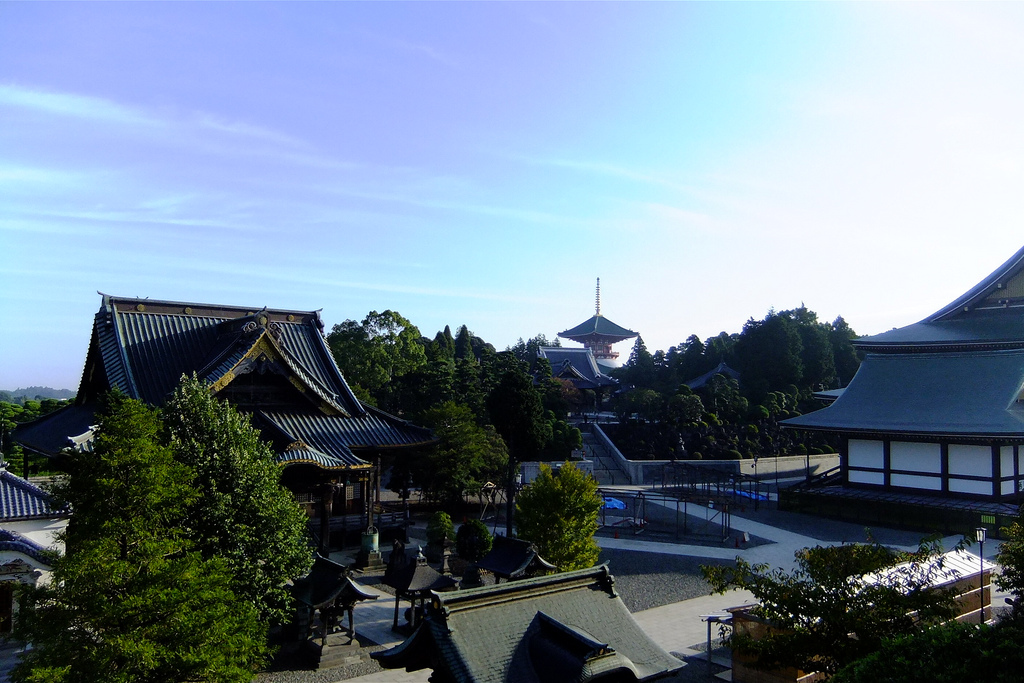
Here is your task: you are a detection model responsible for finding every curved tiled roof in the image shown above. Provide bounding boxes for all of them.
[538,347,617,390]
[373,565,682,683]
[259,409,434,470]
[0,529,54,566]
[858,244,1024,351]
[0,470,63,521]
[783,349,1024,437]
[559,315,637,341]
[18,295,434,472]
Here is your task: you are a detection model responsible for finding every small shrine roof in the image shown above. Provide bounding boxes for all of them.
[475,535,556,580]
[372,565,682,683]
[291,555,378,609]
[383,560,458,595]
[684,361,741,389]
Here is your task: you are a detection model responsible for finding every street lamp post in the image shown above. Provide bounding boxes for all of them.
[976,526,987,625]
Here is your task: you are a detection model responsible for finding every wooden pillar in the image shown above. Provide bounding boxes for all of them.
[393,593,401,630]
[319,483,336,555]
[993,444,1001,500]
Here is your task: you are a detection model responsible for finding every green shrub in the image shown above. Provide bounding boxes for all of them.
[426,511,454,546]
[455,519,492,562]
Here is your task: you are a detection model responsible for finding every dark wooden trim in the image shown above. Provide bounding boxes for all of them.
[941,442,949,495]
[883,440,891,488]
[993,444,1002,500]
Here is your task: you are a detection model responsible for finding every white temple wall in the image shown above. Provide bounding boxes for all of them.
[845,438,1020,499]
[848,439,884,469]
[891,473,942,490]
[949,444,991,476]
[890,441,941,473]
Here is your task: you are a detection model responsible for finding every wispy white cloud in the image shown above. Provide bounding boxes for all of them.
[504,152,695,193]
[386,37,462,69]
[318,184,595,228]
[0,83,315,151]
[640,202,723,236]
[0,83,156,126]
[192,113,313,148]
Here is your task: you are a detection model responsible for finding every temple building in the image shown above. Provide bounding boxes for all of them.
[372,565,683,682]
[0,464,66,634]
[537,346,618,410]
[783,246,1024,532]
[13,295,435,553]
[558,278,638,374]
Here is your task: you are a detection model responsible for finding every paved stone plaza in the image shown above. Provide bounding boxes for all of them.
[255,491,997,683]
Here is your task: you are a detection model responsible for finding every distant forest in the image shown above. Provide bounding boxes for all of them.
[0,387,76,404]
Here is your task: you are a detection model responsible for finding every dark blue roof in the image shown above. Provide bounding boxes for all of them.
[0,529,54,566]
[14,295,435,471]
[538,347,617,390]
[783,349,1024,437]
[0,469,63,521]
[684,362,741,389]
[858,245,1024,351]
[258,408,434,470]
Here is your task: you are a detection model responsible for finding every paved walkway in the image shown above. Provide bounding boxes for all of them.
[338,497,1002,682]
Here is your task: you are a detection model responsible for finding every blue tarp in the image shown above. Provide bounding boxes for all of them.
[734,489,768,501]
[603,497,627,510]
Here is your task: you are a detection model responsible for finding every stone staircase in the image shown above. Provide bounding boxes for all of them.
[582,427,630,486]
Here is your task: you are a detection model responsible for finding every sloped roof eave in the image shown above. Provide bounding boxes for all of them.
[782,349,1024,438]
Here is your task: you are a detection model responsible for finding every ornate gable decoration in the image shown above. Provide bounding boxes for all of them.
[202,311,350,417]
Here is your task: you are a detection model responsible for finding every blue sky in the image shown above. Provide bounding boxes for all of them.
[3,2,1024,390]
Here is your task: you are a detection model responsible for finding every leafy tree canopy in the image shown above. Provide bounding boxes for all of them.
[702,539,960,677]
[327,310,427,412]
[163,375,312,625]
[516,461,602,572]
[415,401,509,510]
[13,392,267,683]
[832,622,1024,683]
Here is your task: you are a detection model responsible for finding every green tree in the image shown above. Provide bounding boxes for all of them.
[516,462,601,571]
[540,411,583,460]
[788,306,837,391]
[832,622,1024,683]
[734,311,804,403]
[425,511,454,547]
[163,376,312,625]
[327,310,427,412]
[996,518,1024,622]
[13,392,266,683]
[416,401,509,510]
[616,335,656,389]
[702,540,960,678]
[455,519,493,562]
[487,368,551,535]
[830,316,863,387]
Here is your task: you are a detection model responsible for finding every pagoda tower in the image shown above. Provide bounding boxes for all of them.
[558,278,638,371]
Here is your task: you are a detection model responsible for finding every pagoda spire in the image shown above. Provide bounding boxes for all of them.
[558,279,637,366]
